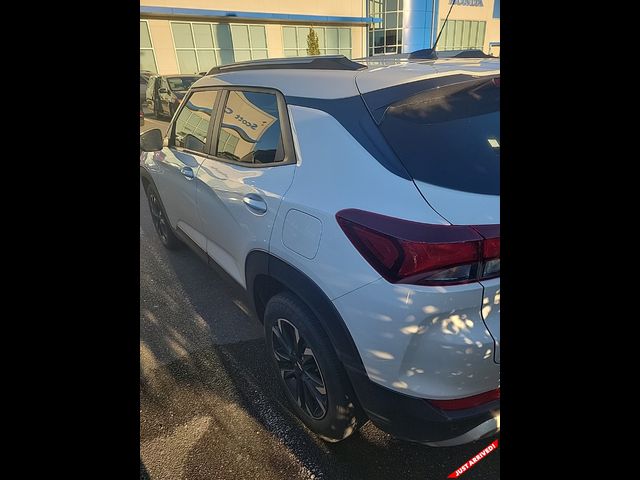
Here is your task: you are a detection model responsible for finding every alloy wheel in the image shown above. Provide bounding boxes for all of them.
[148,191,169,244]
[271,318,328,420]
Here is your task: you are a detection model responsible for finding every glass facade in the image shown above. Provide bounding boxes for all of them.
[437,19,486,51]
[369,0,404,55]
[140,21,158,73]
[171,22,268,73]
[282,26,352,58]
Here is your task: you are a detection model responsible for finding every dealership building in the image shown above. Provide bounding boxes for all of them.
[140,0,500,74]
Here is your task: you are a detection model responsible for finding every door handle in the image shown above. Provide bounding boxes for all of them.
[243,194,267,215]
[180,166,195,180]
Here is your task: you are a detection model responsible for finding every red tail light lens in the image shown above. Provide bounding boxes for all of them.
[336,209,499,286]
[428,388,500,411]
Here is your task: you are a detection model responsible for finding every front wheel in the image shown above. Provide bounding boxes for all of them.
[264,292,366,442]
[145,183,181,250]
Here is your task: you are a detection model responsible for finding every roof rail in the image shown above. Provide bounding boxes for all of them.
[407,48,494,60]
[206,55,366,75]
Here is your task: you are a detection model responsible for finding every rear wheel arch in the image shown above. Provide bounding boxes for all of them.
[245,250,366,375]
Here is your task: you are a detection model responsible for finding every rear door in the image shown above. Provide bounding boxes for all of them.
[150,89,220,250]
[195,87,296,286]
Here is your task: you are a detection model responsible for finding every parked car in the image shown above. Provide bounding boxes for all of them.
[140,55,500,446]
[140,72,153,104]
[145,74,200,119]
[140,104,144,126]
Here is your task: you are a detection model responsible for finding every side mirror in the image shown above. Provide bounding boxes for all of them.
[158,87,168,94]
[140,129,164,152]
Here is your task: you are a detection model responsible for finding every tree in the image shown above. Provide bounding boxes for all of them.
[307,27,320,56]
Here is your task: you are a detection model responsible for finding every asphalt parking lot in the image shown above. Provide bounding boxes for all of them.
[140,116,500,480]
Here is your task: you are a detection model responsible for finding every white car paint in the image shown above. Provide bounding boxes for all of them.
[332,278,499,399]
[413,181,500,225]
[146,148,204,241]
[268,105,448,301]
[143,56,500,444]
[195,158,296,287]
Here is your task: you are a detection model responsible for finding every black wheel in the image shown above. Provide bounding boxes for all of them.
[145,183,181,250]
[264,292,366,442]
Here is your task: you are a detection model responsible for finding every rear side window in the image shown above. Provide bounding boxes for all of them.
[173,90,218,154]
[216,91,284,164]
[377,77,500,195]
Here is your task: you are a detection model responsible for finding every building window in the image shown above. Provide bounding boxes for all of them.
[493,0,500,19]
[140,21,158,73]
[369,0,403,56]
[438,20,486,51]
[171,22,268,73]
[283,26,352,58]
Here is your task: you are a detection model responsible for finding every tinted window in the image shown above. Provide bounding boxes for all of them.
[167,76,199,91]
[173,90,218,154]
[216,91,284,164]
[377,77,499,195]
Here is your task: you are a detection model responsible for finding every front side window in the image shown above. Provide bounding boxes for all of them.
[173,90,218,154]
[216,91,283,164]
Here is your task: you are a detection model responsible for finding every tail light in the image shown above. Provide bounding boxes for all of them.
[336,209,499,286]
[428,388,500,411]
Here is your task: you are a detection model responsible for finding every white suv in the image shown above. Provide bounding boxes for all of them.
[139,55,500,446]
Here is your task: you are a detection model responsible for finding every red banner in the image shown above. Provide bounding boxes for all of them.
[447,439,499,478]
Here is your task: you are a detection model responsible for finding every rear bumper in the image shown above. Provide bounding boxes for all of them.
[347,365,499,445]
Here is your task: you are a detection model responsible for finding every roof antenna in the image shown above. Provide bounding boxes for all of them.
[409,0,456,59]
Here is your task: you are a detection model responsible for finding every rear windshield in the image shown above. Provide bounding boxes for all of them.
[377,77,499,195]
[167,76,199,92]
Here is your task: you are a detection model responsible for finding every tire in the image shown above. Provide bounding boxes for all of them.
[144,183,181,250]
[264,292,366,442]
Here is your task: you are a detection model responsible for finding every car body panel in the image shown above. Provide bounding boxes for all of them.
[479,277,500,364]
[268,104,449,301]
[193,57,500,100]
[195,159,296,287]
[355,58,500,95]
[413,181,500,225]
[332,278,499,399]
[142,148,204,244]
